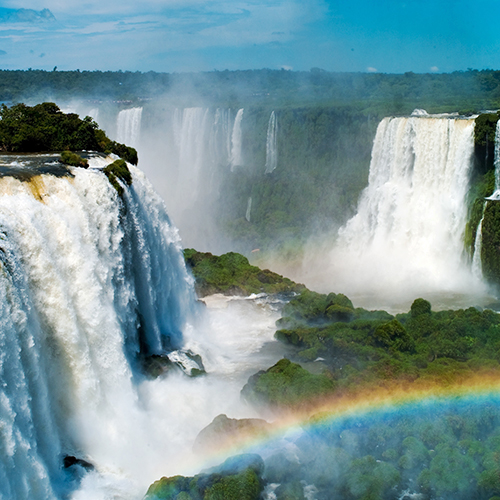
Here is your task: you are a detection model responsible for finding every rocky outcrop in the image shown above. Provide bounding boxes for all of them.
[193,414,270,454]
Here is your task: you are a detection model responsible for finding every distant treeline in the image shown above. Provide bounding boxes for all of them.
[2,68,500,114]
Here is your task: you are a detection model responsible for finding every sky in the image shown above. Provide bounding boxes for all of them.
[0,0,499,74]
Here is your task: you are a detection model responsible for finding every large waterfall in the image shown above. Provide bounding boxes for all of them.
[139,107,245,251]
[321,115,487,309]
[0,156,197,499]
[0,155,284,500]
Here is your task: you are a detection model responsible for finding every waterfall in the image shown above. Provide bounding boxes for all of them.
[329,115,484,306]
[139,107,244,251]
[116,108,143,148]
[495,120,500,191]
[245,196,252,222]
[265,111,278,174]
[230,108,244,170]
[0,156,197,499]
[472,202,487,279]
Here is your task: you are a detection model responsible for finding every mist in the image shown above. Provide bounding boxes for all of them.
[54,71,499,311]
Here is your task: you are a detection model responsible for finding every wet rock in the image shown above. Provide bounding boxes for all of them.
[194,414,271,454]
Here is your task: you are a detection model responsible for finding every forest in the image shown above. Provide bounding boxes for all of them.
[2,68,500,113]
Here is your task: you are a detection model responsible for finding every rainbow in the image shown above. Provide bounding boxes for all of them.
[191,370,500,472]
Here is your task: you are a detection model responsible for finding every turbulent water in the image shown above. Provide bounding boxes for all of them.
[0,155,286,499]
[296,115,490,310]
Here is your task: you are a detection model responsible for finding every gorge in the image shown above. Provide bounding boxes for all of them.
[2,104,500,499]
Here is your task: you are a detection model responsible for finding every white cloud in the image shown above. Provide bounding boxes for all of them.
[430,65,439,72]
[0,0,329,71]
[367,66,377,72]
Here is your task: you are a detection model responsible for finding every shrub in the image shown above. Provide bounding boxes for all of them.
[103,159,132,196]
[59,150,88,168]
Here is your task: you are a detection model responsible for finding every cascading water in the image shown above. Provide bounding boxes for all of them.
[245,196,252,222]
[494,120,500,192]
[264,111,278,174]
[0,155,286,499]
[138,107,245,251]
[472,120,500,277]
[0,156,194,498]
[116,108,143,149]
[323,115,487,309]
[230,108,244,170]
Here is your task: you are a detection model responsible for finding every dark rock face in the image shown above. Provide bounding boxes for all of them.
[481,200,500,286]
[63,455,94,471]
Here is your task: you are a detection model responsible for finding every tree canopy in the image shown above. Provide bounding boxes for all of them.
[0,102,138,164]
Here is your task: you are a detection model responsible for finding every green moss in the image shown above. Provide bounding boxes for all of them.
[59,150,88,168]
[481,200,500,286]
[146,455,264,500]
[204,469,261,500]
[103,159,132,196]
[146,475,191,499]
[241,358,335,409]
[183,249,304,297]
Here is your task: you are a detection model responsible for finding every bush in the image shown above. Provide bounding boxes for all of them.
[59,150,88,168]
[241,358,335,409]
[103,159,132,196]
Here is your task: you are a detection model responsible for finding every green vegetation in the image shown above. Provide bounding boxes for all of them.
[59,150,88,168]
[279,403,500,500]
[216,105,379,255]
[241,358,335,410]
[148,399,500,500]
[481,200,500,285]
[465,112,499,261]
[0,102,138,164]
[183,249,304,297]
[103,158,133,196]
[146,454,264,500]
[244,292,500,406]
[3,68,500,112]
[147,255,500,500]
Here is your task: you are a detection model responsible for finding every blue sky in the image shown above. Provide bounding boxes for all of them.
[0,0,498,73]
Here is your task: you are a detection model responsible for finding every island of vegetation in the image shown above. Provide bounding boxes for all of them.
[183,249,304,297]
[0,102,137,196]
[0,102,138,165]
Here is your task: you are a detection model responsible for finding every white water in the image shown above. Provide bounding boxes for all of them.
[495,120,500,192]
[472,201,487,279]
[230,108,244,170]
[245,196,252,222]
[0,157,286,499]
[116,108,143,148]
[265,111,278,174]
[138,107,246,251]
[303,115,488,309]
